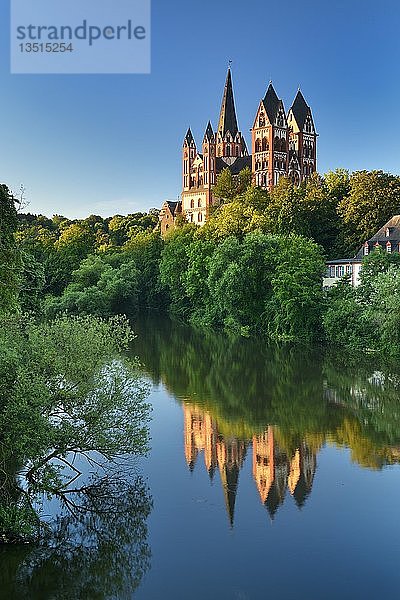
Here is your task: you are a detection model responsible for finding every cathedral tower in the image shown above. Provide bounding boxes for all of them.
[287,90,317,184]
[180,68,251,227]
[251,82,288,189]
[216,68,248,161]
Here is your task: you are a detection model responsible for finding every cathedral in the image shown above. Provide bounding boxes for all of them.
[159,68,318,234]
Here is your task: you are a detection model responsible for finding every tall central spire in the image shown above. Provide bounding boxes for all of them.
[217,68,239,138]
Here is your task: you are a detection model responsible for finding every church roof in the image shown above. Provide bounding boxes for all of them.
[290,90,311,130]
[204,121,215,142]
[262,83,280,123]
[163,200,181,217]
[216,155,252,176]
[184,127,195,145]
[217,68,239,138]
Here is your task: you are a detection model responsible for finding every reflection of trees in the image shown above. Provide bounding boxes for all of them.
[324,360,400,446]
[1,475,152,600]
[133,314,400,470]
[133,314,340,435]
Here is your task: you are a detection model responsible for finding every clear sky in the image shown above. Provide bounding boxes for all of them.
[0,0,399,219]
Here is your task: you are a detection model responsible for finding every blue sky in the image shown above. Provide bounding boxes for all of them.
[0,0,399,218]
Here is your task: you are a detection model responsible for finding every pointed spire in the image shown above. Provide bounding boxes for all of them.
[203,121,214,143]
[184,127,195,146]
[220,464,239,528]
[290,90,312,130]
[262,82,280,124]
[217,68,239,138]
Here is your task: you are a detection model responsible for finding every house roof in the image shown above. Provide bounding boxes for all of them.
[326,258,362,265]
[354,215,400,259]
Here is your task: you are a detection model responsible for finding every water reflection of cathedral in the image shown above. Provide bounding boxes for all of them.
[183,405,317,525]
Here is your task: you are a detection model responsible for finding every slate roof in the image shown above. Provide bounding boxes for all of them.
[184,127,194,145]
[163,200,181,216]
[262,83,280,123]
[216,155,252,176]
[354,215,400,259]
[204,121,215,142]
[289,90,311,130]
[217,68,239,138]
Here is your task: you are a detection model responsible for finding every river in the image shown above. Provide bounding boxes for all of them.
[2,314,400,598]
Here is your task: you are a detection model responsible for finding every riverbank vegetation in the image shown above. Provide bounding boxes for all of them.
[0,184,152,558]
[6,169,400,352]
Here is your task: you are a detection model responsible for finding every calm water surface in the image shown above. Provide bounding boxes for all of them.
[2,315,400,599]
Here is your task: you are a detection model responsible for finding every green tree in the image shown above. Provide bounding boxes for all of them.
[359,246,400,294]
[212,167,253,204]
[159,224,197,316]
[44,254,140,317]
[323,281,373,351]
[265,177,307,236]
[205,233,280,334]
[124,230,167,308]
[366,266,400,355]
[202,186,269,239]
[267,235,326,341]
[0,184,20,312]
[338,170,400,254]
[302,173,341,257]
[0,313,151,541]
[18,251,46,312]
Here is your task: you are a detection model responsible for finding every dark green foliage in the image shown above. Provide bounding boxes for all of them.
[159,224,197,317]
[16,209,159,299]
[161,229,325,340]
[44,254,140,317]
[18,251,46,312]
[124,231,167,308]
[0,185,20,312]
[323,248,400,357]
[9,167,400,354]
[267,235,326,340]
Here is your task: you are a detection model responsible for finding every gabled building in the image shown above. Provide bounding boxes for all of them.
[158,200,182,236]
[159,69,318,233]
[324,215,400,288]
